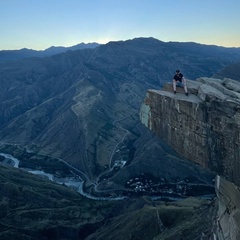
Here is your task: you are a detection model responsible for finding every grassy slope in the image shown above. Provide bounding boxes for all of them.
[86,197,216,240]
[0,165,216,240]
[0,165,116,240]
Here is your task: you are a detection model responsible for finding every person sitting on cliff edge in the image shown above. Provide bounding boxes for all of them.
[173,69,189,96]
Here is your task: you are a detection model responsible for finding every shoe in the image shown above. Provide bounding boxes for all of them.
[174,91,176,94]
[185,92,189,96]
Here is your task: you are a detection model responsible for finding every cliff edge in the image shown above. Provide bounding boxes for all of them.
[140,77,240,186]
[140,77,240,239]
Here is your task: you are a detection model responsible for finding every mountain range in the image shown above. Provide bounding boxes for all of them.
[1,37,240,239]
[1,38,240,184]
[0,42,100,63]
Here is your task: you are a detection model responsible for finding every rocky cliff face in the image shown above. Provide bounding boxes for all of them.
[215,176,240,240]
[140,77,240,239]
[140,77,240,186]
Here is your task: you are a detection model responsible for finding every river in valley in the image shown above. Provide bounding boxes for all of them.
[0,152,215,201]
[0,153,125,201]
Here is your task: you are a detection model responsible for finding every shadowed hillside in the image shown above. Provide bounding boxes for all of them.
[213,62,240,80]
[0,165,216,240]
[0,165,115,239]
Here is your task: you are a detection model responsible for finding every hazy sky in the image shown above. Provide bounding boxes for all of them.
[1,0,240,50]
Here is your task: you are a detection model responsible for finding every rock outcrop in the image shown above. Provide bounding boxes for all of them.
[140,78,240,240]
[140,77,240,186]
[215,176,240,240]
[140,77,240,239]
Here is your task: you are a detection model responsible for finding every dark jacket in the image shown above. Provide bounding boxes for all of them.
[173,73,183,82]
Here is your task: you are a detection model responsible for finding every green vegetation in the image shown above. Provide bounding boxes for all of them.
[0,144,216,239]
[86,197,216,240]
[0,164,216,239]
[0,165,116,240]
[0,144,73,177]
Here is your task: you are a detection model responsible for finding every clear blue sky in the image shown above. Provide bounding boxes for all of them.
[1,0,240,50]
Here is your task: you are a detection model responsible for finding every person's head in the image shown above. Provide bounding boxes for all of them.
[176,69,180,74]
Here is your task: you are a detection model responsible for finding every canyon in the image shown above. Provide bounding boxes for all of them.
[1,38,240,239]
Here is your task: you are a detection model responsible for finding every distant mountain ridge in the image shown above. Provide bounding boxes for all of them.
[0,42,100,63]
